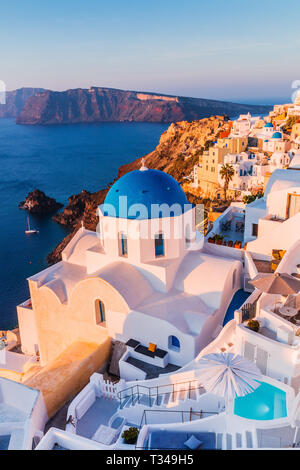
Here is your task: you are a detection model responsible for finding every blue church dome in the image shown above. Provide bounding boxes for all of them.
[272,132,282,139]
[264,122,273,128]
[102,166,191,219]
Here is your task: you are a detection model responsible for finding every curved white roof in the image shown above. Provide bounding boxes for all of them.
[93,262,155,308]
[265,169,300,197]
[63,229,100,265]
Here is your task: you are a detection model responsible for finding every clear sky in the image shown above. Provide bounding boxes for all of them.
[1,0,299,104]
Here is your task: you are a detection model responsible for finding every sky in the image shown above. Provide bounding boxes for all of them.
[0,0,300,104]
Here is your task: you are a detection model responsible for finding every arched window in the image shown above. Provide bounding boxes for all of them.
[119,232,128,257]
[155,233,165,257]
[95,300,106,324]
[168,335,180,351]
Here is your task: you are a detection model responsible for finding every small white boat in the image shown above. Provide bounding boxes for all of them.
[25,216,39,234]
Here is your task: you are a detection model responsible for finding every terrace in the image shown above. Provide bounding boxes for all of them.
[206,204,245,249]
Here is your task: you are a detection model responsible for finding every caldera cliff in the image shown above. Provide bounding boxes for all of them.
[16,87,271,125]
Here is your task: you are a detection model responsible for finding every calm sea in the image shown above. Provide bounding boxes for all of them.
[0,119,167,329]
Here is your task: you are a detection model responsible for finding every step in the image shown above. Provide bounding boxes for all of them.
[163,392,171,405]
[197,385,206,397]
[155,395,164,406]
[245,431,253,448]
[216,433,223,450]
[188,388,197,400]
[169,391,178,403]
[226,433,232,450]
[138,394,155,407]
[120,396,131,409]
[235,433,242,449]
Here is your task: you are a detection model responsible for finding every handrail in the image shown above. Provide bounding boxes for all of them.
[135,408,219,450]
[117,378,204,406]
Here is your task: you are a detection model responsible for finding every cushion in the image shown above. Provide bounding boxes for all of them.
[148,343,157,353]
[184,435,202,450]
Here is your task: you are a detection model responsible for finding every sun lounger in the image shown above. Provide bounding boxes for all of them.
[148,430,216,450]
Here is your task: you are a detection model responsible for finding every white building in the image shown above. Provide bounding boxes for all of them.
[262,131,291,153]
[244,169,300,252]
[230,113,261,138]
[217,152,269,192]
[0,377,47,450]
[268,151,291,173]
[14,164,243,381]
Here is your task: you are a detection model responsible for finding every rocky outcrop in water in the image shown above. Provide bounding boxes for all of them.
[52,188,108,229]
[16,87,271,125]
[47,188,108,264]
[19,189,63,215]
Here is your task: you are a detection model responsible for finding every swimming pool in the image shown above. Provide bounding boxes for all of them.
[234,382,287,420]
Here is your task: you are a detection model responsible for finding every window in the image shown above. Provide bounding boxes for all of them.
[155,233,165,257]
[95,300,106,324]
[119,232,128,257]
[252,223,258,237]
[168,335,180,351]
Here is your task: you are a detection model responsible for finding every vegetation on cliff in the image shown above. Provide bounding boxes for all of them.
[47,116,233,264]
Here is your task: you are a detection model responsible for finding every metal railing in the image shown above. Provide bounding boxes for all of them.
[135,408,219,449]
[117,379,204,408]
[241,302,257,323]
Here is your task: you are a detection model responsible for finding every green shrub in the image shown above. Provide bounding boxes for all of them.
[122,427,139,444]
[247,319,260,332]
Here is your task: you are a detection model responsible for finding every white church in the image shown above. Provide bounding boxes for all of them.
[17,162,242,378]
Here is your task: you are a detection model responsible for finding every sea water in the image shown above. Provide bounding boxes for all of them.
[0,119,167,329]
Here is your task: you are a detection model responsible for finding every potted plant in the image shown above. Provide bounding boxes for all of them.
[247,319,260,332]
[214,234,224,245]
[208,237,215,244]
[122,427,139,445]
[234,240,242,249]
[228,240,233,247]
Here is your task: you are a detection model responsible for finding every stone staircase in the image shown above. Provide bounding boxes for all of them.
[118,381,207,411]
[221,430,256,449]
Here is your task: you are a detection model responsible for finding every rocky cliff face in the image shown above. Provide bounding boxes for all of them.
[47,116,228,263]
[118,115,231,180]
[0,88,45,118]
[16,87,270,125]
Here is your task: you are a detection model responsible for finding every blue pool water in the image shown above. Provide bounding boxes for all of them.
[223,289,250,326]
[0,119,167,329]
[234,382,287,420]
